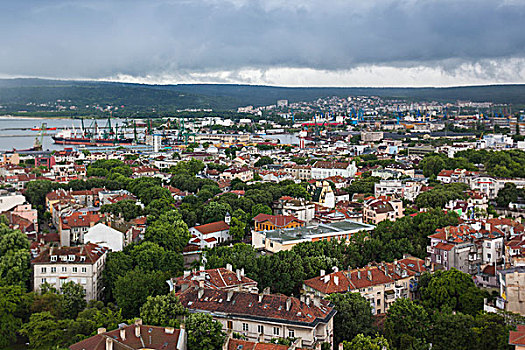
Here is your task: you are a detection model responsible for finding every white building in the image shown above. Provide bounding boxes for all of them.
[189,218,231,249]
[84,223,125,252]
[311,161,357,179]
[32,243,108,301]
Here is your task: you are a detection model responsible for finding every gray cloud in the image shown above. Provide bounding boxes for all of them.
[0,0,524,84]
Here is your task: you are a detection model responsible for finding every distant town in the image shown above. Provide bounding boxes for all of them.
[1,93,525,350]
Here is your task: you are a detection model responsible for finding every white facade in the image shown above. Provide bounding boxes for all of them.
[84,223,125,252]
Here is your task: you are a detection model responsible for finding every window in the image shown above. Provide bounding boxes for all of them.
[41,278,46,284]
[81,267,87,273]
[377,299,381,306]
[62,267,67,273]
[487,253,492,260]
[258,325,264,334]
[486,242,491,248]
[242,323,249,332]
[73,267,78,273]
[288,329,295,338]
[273,327,280,336]
[51,267,56,273]
[41,267,47,273]
[227,321,233,330]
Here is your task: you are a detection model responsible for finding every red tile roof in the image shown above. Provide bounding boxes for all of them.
[32,243,108,264]
[177,289,335,326]
[173,267,257,291]
[69,323,182,350]
[193,221,229,235]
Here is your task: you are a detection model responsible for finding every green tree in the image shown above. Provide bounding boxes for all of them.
[113,269,169,318]
[76,300,124,334]
[186,312,226,350]
[0,249,31,286]
[0,283,25,347]
[419,155,446,177]
[140,293,188,327]
[327,293,375,345]
[420,269,486,315]
[61,281,87,319]
[144,210,190,252]
[384,298,430,350]
[254,156,274,167]
[496,183,519,208]
[202,201,232,224]
[100,199,144,221]
[342,334,391,350]
[430,311,475,350]
[251,203,272,219]
[229,217,246,241]
[20,312,71,349]
[102,251,133,301]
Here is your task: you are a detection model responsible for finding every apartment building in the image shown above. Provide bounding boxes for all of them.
[273,196,315,223]
[311,161,357,180]
[59,211,104,246]
[177,288,336,349]
[302,257,425,315]
[32,243,108,301]
[283,164,312,181]
[69,319,186,350]
[374,179,422,202]
[362,197,404,224]
[427,224,504,274]
[170,264,258,294]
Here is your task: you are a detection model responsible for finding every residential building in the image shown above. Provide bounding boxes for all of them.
[273,196,315,223]
[171,264,258,294]
[32,243,108,301]
[252,220,374,253]
[311,181,336,208]
[311,161,357,179]
[59,211,104,246]
[362,197,404,224]
[303,257,426,315]
[220,167,253,182]
[84,223,125,252]
[427,223,504,274]
[177,288,336,349]
[498,267,525,315]
[283,164,312,181]
[69,319,186,350]
[253,213,305,232]
[361,131,383,142]
[374,179,422,201]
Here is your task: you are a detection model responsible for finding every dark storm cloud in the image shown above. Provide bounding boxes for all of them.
[0,0,524,79]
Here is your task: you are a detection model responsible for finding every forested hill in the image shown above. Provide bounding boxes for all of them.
[1,79,525,114]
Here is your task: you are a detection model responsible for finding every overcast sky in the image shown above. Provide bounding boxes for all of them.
[1,0,525,86]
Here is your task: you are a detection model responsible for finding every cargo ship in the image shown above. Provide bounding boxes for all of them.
[52,118,134,146]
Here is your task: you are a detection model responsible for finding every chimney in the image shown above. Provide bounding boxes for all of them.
[367,270,372,281]
[263,286,270,295]
[183,270,191,278]
[313,295,320,307]
[97,328,106,334]
[227,290,234,302]
[105,338,114,350]
[226,263,233,271]
[198,280,205,289]
[135,318,142,338]
[320,269,326,277]
[236,269,241,281]
[199,265,205,271]
[119,327,126,341]
[241,268,245,277]
[259,294,264,302]
[165,327,175,334]
[306,296,311,306]
[286,297,292,311]
[334,276,339,286]
[198,288,205,299]
[324,275,330,284]
[338,343,344,350]
[332,266,339,273]
[357,270,361,279]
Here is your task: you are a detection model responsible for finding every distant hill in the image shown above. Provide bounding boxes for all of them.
[1,79,524,115]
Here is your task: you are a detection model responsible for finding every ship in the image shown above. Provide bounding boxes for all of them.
[31,127,57,131]
[52,117,134,146]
